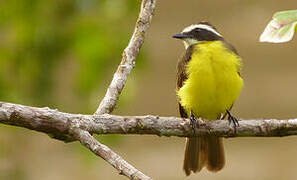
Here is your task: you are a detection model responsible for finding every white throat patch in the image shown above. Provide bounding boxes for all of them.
[183,38,199,49]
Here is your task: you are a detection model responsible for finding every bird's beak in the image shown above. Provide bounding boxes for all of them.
[172,33,189,39]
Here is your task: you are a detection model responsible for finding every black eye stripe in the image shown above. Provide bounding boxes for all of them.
[186,27,223,41]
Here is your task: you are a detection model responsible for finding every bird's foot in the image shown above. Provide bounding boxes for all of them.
[226,110,239,133]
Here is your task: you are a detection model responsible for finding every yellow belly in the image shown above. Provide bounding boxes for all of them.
[177,41,243,120]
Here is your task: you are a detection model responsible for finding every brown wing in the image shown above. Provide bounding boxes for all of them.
[177,46,194,118]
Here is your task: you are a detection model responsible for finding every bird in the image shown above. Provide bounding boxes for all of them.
[172,21,243,176]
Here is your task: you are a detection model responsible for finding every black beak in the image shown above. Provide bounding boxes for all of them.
[172,33,189,39]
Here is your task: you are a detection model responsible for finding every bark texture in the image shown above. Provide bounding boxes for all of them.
[2,102,297,138]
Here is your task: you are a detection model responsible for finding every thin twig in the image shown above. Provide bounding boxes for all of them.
[70,129,152,180]
[95,0,157,115]
[90,0,157,179]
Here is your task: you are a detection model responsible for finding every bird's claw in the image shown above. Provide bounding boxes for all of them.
[226,110,239,133]
[190,112,199,135]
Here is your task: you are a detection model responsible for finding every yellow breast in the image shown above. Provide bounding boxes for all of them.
[177,41,243,120]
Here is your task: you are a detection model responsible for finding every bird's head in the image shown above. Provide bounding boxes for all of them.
[172,22,223,49]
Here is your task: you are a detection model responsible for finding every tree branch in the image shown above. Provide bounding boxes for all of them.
[88,0,157,179]
[95,0,157,115]
[70,129,152,180]
[2,102,297,138]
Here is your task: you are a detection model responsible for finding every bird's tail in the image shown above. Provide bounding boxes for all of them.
[183,136,225,175]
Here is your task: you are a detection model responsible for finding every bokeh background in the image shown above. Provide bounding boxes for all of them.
[1,0,297,179]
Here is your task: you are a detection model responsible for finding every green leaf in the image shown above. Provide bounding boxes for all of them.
[260,9,297,43]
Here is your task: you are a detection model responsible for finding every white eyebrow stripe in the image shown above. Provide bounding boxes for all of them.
[182,24,222,37]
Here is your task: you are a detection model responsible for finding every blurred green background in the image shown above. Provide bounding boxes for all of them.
[1,0,297,179]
